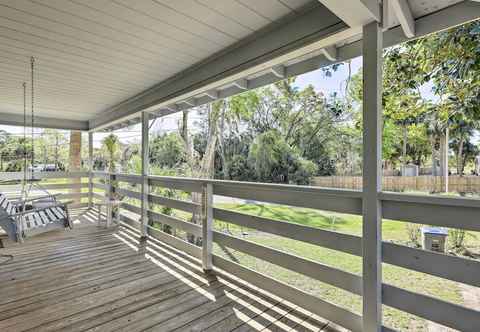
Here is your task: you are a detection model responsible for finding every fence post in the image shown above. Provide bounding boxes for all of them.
[362,20,383,332]
[202,182,213,271]
[140,112,149,239]
[88,132,93,209]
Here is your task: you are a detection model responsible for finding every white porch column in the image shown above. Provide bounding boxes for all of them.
[88,132,93,208]
[140,112,150,238]
[362,21,383,331]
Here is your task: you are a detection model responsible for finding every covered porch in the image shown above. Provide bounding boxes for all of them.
[0,1,480,331]
[1,212,337,332]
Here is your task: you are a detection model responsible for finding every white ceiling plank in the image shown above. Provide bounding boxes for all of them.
[390,0,415,38]
[317,0,381,26]
[113,0,235,47]
[154,0,253,39]
[73,0,222,53]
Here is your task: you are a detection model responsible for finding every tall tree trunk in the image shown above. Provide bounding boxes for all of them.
[402,124,408,174]
[188,103,222,245]
[218,106,228,179]
[439,127,449,192]
[54,135,59,170]
[69,131,82,204]
[180,110,194,172]
[456,136,464,175]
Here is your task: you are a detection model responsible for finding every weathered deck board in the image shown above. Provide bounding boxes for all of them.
[0,208,336,332]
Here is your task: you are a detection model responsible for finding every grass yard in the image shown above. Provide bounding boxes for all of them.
[213,202,477,331]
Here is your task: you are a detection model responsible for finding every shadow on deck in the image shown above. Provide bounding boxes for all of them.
[0,208,338,332]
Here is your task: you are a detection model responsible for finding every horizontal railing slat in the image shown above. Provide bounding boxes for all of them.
[383,284,480,332]
[147,210,202,237]
[213,182,362,214]
[113,173,142,184]
[92,193,105,201]
[213,255,362,332]
[42,182,88,190]
[119,213,141,230]
[148,176,204,193]
[147,226,201,259]
[213,231,362,295]
[383,242,480,288]
[122,202,142,215]
[148,194,201,214]
[0,171,89,181]
[115,187,142,200]
[213,208,362,256]
[93,183,106,191]
[381,192,480,232]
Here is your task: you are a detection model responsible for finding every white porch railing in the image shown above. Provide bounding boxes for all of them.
[88,171,480,332]
[0,171,90,209]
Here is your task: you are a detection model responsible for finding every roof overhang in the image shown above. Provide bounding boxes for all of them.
[92,0,480,132]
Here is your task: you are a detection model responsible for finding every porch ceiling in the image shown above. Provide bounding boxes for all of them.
[0,0,477,131]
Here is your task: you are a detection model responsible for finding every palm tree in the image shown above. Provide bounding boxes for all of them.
[102,134,120,173]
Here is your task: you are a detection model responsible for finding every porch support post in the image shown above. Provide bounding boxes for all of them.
[202,183,213,271]
[88,132,93,208]
[362,20,383,331]
[140,112,149,238]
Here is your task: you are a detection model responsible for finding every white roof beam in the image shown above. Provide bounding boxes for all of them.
[179,98,197,107]
[204,90,219,100]
[321,45,338,61]
[270,65,286,78]
[390,0,415,38]
[232,79,248,90]
[317,0,381,27]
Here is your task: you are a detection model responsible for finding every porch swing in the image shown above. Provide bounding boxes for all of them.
[0,57,73,243]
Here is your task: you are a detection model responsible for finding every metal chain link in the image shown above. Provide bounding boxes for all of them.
[30,56,35,179]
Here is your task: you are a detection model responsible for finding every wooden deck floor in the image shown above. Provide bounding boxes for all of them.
[0,208,337,332]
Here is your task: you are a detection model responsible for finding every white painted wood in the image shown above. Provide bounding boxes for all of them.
[202,183,213,271]
[362,21,383,332]
[115,173,143,184]
[115,188,142,200]
[148,176,204,193]
[213,231,362,295]
[212,182,363,214]
[147,210,202,237]
[204,90,219,100]
[381,193,480,232]
[141,112,149,238]
[383,242,480,287]
[317,0,381,26]
[121,202,142,216]
[270,65,285,78]
[213,255,363,332]
[91,2,479,131]
[383,284,480,332]
[321,45,337,61]
[148,194,201,214]
[213,208,362,256]
[232,79,248,90]
[390,0,415,38]
[147,226,202,259]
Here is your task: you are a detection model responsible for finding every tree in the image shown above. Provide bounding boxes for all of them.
[102,134,120,172]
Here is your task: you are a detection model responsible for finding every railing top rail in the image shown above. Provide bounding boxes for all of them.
[147,174,363,198]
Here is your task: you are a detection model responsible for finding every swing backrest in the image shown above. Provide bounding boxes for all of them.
[0,193,17,241]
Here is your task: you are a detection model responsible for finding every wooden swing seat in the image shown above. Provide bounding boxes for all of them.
[0,193,72,243]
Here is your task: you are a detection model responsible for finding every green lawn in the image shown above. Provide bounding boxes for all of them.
[212,202,471,331]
